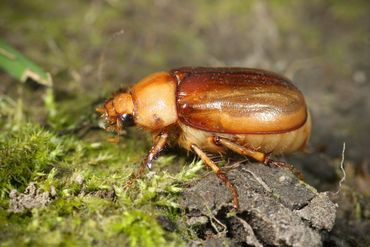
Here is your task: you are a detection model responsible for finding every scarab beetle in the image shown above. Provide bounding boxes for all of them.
[97,67,311,209]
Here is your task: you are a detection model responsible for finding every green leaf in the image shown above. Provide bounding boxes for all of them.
[0,39,52,86]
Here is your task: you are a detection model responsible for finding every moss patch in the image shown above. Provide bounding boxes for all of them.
[0,119,202,245]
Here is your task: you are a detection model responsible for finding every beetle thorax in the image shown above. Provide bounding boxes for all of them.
[131,72,178,130]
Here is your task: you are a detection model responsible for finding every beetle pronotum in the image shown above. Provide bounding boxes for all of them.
[97,67,311,209]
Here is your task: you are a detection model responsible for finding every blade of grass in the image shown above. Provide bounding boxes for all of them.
[0,39,52,86]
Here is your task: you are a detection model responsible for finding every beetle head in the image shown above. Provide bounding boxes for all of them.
[96,92,135,132]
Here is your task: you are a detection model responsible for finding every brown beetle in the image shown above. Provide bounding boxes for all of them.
[97,67,311,209]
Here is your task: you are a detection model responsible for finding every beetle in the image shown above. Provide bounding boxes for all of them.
[96,67,311,209]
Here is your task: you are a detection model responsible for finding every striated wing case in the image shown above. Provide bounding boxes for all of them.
[171,67,308,134]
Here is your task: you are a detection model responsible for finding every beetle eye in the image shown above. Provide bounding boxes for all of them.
[120,114,135,127]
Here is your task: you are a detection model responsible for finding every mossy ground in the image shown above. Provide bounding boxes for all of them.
[0,1,369,246]
[0,109,204,246]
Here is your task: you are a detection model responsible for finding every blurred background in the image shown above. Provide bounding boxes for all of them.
[1,0,369,245]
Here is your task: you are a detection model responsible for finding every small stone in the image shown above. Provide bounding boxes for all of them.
[186,216,209,226]
[279,175,288,182]
[75,174,84,185]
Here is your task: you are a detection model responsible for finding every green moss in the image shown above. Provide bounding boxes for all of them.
[0,124,63,197]
[0,112,202,245]
[109,210,167,247]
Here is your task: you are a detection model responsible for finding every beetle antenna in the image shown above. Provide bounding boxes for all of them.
[97,29,125,85]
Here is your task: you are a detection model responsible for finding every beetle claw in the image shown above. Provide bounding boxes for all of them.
[147,162,152,170]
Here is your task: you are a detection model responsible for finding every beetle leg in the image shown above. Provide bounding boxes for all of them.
[213,136,266,162]
[215,137,304,179]
[191,144,239,209]
[266,157,304,180]
[125,131,168,188]
[144,131,169,169]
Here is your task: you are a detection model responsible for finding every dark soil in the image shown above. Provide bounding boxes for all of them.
[181,163,337,246]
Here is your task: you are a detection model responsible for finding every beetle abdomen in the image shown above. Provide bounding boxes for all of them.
[178,112,311,154]
[172,67,308,134]
[233,112,311,154]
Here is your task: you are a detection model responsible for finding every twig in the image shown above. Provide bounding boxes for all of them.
[243,168,272,192]
[200,194,228,235]
[334,142,346,196]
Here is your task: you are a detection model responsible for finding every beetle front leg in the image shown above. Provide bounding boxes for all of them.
[191,144,239,209]
[143,131,169,170]
[125,131,168,188]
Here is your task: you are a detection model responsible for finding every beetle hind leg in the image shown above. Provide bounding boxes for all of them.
[191,144,239,209]
[265,155,304,180]
[214,136,303,179]
[213,136,267,163]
